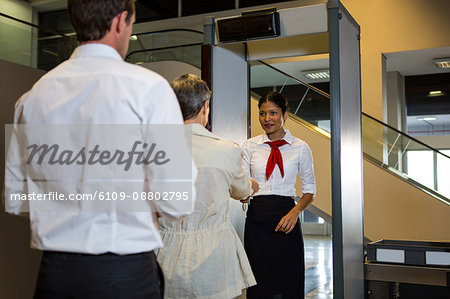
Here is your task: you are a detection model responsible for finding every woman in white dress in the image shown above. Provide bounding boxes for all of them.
[156,74,258,299]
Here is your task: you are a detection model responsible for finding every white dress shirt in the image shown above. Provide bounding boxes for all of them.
[241,129,316,197]
[4,44,196,254]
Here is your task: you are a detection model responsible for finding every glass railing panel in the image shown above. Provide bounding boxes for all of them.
[382,122,410,172]
[406,150,434,189]
[128,30,203,53]
[38,29,203,71]
[38,35,78,71]
[404,145,450,198]
[361,114,384,163]
[362,114,450,202]
[1,10,204,71]
[125,43,202,68]
[296,88,330,132]
[125,30,203,68]
[0,15,38,68]
[250,60,331,132]
[437,150,450,198]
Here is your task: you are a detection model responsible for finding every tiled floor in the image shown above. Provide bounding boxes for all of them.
[304,235,333,298]
[239,235,333,299]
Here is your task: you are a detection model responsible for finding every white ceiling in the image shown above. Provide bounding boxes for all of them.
[386,47,450,76]
[262,54,329,84]
[407,114,450,128]
[252,45,450,88]
[250,54,329,88]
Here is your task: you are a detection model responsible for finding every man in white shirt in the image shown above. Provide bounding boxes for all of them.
[3,1,195,298]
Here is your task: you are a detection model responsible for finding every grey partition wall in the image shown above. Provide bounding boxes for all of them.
[201,39,250,240]
[329,1,364,298]
[203,1,364,297]
[202,18,250,239]
[209,44,249,145]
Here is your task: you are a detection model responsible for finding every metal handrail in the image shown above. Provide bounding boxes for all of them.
[125,43,203,60]
[362,113,450,159]
[133,28,203,37]
[125,29,203,62]
[254,60,330,98]
[0,12,71,39]
[0,13,203,43]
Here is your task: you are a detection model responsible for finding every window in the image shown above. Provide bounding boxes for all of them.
[406,150,434,189]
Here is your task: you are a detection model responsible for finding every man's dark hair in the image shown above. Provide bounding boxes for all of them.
[68,0,136,42]
[258,91,290,114]
[170,74,211,121]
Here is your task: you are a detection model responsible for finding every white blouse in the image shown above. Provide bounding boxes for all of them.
[241,129,316,197]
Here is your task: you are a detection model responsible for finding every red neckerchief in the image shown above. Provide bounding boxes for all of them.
[265,139,288,180]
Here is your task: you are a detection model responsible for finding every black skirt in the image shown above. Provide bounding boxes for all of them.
[245,195,305,299]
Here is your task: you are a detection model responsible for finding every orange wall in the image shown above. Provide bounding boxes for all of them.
[364,161,450,241]
[340,0,450,120]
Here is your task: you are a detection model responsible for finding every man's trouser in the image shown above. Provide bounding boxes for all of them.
[34,250,164,299]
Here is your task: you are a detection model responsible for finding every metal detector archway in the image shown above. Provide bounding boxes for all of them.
[202,1,363,298]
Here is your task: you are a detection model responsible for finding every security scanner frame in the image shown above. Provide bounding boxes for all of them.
[201,1,364,298]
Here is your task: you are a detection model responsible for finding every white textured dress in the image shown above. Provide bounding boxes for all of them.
[156,124,256,299]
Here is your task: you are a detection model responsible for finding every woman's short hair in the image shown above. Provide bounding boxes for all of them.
[258,91,290,114]
[68,0,136,42]
[170,74,211,121]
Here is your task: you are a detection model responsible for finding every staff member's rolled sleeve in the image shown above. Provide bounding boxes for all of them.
[298,144,316,195]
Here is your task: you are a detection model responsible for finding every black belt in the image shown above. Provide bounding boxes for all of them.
[43,250,153,257]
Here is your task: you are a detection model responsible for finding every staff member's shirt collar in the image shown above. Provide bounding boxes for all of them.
[257,129,293,145]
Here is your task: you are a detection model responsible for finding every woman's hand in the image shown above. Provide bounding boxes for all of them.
[240,197,250,204]
[275,208,300,234]
[249,179,259,195]
[275,193,314,234]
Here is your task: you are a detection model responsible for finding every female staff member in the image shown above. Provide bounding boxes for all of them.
[242,91,316,299]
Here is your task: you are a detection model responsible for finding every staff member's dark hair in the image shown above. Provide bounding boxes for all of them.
[258,91,290,114]
[68,0,136,42]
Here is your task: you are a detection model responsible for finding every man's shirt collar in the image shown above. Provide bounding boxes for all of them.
[71,43,123,61]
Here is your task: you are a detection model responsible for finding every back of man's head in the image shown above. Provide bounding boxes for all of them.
[68,0,136,42]
[170,74,211,121]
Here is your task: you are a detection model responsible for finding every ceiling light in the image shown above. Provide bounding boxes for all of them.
[302,69,330,80]
[417,117,436,121]
[433,58,450,69]
[428,90,444,97]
